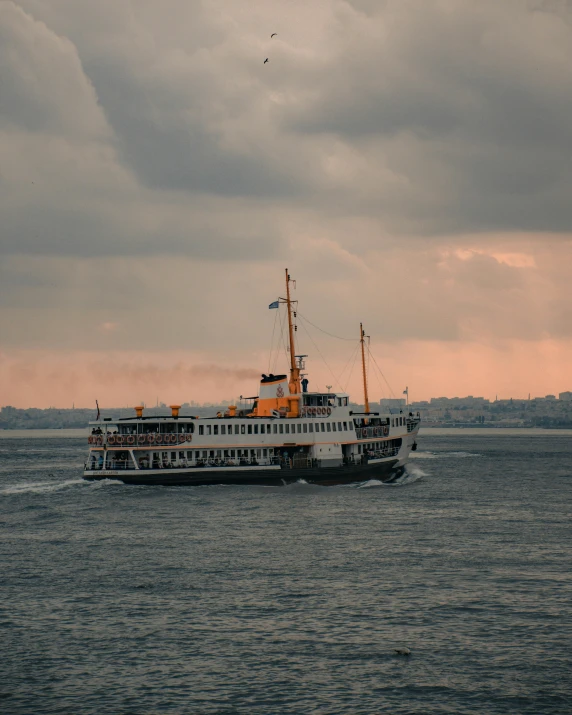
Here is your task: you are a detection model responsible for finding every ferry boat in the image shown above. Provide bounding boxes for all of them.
[83,270,420,486]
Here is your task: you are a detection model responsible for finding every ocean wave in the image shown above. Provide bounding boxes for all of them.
[0,479,84,495]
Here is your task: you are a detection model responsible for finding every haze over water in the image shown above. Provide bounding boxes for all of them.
[1,429,571,714]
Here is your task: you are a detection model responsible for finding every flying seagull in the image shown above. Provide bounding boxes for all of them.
[264,58,269,63]
[271,33,277,38]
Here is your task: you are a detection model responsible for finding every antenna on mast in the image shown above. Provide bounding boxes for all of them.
[360,322,370,420]
[285,268,301,395]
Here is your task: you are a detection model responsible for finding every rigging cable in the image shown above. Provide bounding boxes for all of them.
[296,311,357,342]
[342,342,361,394]
[367,345,397,399]
[297,317,345,393]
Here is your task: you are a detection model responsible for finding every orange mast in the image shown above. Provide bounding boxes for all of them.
[285,268,300,394]
[360,322,370,419]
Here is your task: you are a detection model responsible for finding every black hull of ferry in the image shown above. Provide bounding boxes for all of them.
[83,459,404,487]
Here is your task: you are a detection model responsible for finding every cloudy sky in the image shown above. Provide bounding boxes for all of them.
[1,0,571,408]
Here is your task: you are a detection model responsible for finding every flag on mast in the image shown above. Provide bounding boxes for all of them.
[268,301,279,309]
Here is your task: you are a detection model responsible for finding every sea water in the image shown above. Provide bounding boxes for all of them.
[1,429,571,714]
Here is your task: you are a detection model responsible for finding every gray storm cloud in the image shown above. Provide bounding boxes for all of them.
[1,0,572,368]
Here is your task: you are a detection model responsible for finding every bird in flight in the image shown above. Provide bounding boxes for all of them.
[264,58,269,63]
[271,33,277,38]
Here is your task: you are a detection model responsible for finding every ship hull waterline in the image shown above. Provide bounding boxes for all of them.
[83,458,405,487]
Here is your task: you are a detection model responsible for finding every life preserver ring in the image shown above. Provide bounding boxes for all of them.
[186,435,192,443]
[88,436,93,444]
[147,434,156,444]
[383,426,389,436]
[327,407,332,416]
[374,427,379,436]
[155,436,163,445]
[116,435,124,445]
[318,407,323,416]
[138,434,146,444]
[127,435,135,445]
[108,435,116,445]
[170,434,177,444]
[96,436,103,446]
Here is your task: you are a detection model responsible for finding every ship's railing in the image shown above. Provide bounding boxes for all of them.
[88,433,192,446]
[355,426,391,440]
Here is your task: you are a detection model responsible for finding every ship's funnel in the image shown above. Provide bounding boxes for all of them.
[170,405,181,418]
[134,405,144,418]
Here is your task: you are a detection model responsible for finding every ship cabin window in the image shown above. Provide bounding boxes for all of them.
[326,422,331,432]
[207,425,212,436]
[297,424,302,433]
[221,425,226,435]
[230,450,236,458]
[279,424,284,434]
[285,424,290,434]
[303,424,307,433]
[254,425,259,434]
[332,422,336,431]
[261,424,265,434]
[234,425,239,435]
[338,422,342,431]
[319,423,324,432]
[214,425,219,435]
[247,424,252,434]
[263,449,268,457]
[327,396,336,407]
[309,423,314,433]
[199,425,204,435]
[187,451,193,460]
[241,424,246,435]
[273,424,278,434]
[343,422,347,430]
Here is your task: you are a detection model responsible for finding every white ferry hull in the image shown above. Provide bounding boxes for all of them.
[83,456,405,487]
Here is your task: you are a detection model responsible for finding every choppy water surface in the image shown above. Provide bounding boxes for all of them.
[1,430,571,714]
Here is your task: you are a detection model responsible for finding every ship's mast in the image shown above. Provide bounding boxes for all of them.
[360,322,370,418]
[285,268,300,394]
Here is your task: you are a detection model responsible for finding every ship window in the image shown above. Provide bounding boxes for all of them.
[261,424,265,434]
[241,424,246,435]
[309,423,313,433]
[297,424,301,433]
[207,425,212,436]
[321,423,325,432]
[332,422,336,431]
[285,424,290,434]
[303,424,307,433]
[230,450,235,458]
[273,424,277,434]
[257,449,261,458]
[278,424,283,434]
[234,425,239,435]
[358,445,362,454]
[254,425,259,434]
[202,451,207,458]
[171,452,176,460]
[216,450,222,458]
[199,425,204,435]
[343,422,347,430]
[221,425,226,435]
[214,425,219,435]
[337,422,342,431]
[187,451,193,460]
[209,450,215,458]
[179,451,184,459]
[248,425,252,435]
